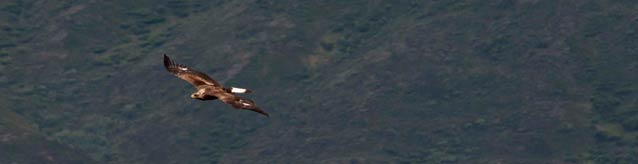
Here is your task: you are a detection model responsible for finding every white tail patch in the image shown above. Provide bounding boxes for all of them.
[231,87,248,93]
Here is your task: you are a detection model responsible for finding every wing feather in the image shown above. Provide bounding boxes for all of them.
[218,94,269,117]
[163,55,221,87]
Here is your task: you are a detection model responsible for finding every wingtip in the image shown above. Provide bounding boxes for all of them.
[256,108,269,117]
[163,54,172,69]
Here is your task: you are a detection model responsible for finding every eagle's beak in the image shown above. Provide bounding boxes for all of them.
[190,94,196,98]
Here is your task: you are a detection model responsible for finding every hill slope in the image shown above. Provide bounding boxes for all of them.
[1,0,637,163]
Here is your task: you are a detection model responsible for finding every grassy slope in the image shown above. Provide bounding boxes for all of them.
[0,0,636,163]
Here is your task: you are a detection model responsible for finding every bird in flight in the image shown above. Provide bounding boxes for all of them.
[163,54,269,117]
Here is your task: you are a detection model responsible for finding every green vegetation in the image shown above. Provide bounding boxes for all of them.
[0,0,637,163]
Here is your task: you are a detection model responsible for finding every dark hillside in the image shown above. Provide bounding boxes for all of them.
[0,0,636,163]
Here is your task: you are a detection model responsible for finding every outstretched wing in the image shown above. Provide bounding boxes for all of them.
[164,54,221,87]
[219,94,269,117]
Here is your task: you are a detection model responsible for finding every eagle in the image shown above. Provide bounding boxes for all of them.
[163,54,269,117]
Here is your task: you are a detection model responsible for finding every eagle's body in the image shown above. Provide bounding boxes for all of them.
[163,55,269,117]
[192,85,222,100]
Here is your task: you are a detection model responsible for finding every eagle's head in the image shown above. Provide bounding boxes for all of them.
[190,93,203,100]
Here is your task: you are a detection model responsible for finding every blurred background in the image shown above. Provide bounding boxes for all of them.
[0,0,637,163]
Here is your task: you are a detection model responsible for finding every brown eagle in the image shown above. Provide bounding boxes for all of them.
[163,54,269,117]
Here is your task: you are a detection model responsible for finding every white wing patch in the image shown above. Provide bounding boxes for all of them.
[180,67,188,71]
[241,102,251,106]
[239,99,252,106]
[231,87,247,93]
